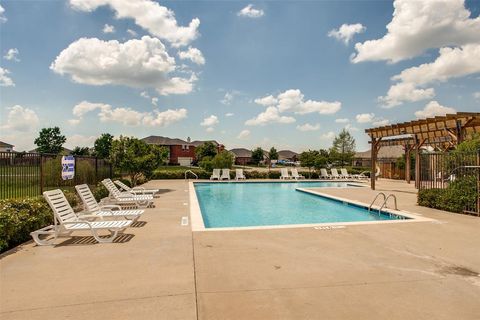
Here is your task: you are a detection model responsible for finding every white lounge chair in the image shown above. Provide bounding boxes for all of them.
[210,168,221,180]
[291,168,305,180]
[353,171,369,180]
[220,169,231,180]
[114,180,159,198]
[280,168,291,180]
[75,184,144,222]
[102,179,154,208]
[33,189,132,245]
[340,168,352,179]
[320,168,332,179]
[330,169,343,179]
[235,169,246,180]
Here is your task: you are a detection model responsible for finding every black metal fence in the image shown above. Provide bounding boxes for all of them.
[0,152,112,200]
[419,151,480,215]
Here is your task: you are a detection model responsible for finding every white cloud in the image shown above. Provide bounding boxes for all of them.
[245,106,296,126]
[335,118,349,123]
[473,92,480,100]
[50,36,197,95]
[65,134,97,148]
[238,4,264,18]
[254,95,277,107]
[372,118,390,127]
[68,119,81,125]
[414,101,456,119]
[178,47,205,65]
[328,23,365,45]
[4,48,19,61]
[225,112,234,117]
[1,105,39,132]
[296,123,320,132]
[102,23,115,33]
[151,97,158,106]
[205,127,215,133]
[221,92,236,105]
[0,67,14,87]
[321,131,336,140]
[352,0,480,63]
[69,101,187,127]
[69,0,200,47]
[140,91,150,99]
[0,4,6,23]
[379,44,480,107]
[200,115,219,127]
[127,29,137,37]
[237,129,250,139]
[355,113,375,123]
[256,89,341,115]
[344,123,359,132]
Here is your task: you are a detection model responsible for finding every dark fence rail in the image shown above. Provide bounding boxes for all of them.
[419,151,480,215]
[0,152,112,200]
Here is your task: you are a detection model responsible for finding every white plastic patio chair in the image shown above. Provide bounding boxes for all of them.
[280,168,291,180]
[102,179,154,208]
[320,168,332,179]
[35,189,132,245]
[114,180,159,198]
[221,169,231,180]
[291,168,305,180]
[235,169,246,180]
[340,168,352,179]
[75,184,144,222]
[210,169,221,180]
[330,168,342,179]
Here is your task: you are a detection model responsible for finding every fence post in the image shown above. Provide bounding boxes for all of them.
[477,151,480,216]
[95,157,98,183]
[39,154,44,194]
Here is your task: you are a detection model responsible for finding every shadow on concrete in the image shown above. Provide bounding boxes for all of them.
[156,189,175,195]
[56,234,135,246]
[131,221,147,228]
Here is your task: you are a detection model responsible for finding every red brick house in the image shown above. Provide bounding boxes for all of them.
[142,136,224,165]
[230,148,252,165]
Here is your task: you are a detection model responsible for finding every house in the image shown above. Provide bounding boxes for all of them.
[230,148,252,165]
[278,150,298,162]
[28,147,73,155]
[141,136,225,165]
[353,145,405,179]
[0,141,14,152]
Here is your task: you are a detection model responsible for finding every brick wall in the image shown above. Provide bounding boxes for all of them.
[169,145,195,164]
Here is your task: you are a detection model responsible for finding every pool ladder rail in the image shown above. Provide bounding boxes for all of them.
[368,192,399,217]
[184,170,198,180]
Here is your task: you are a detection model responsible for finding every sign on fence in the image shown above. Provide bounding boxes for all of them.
[61,155,75,180]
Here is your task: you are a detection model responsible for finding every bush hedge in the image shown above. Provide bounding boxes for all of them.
[418,176,477,214]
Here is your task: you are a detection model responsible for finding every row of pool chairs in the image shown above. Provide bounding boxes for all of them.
[319,168,369,180]
[30,179,160,246]
[209,168,369,181]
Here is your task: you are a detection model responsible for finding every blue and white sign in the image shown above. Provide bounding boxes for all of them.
[61,155,75,180]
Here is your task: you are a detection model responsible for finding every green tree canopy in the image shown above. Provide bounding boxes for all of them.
[34,127,66,154]
[93,133,113,158]
[71,146,90,156]
[110,136,168,186]
[212,151,234,169]
[195,142,218,162]
[330,129,356,166]
[251,147,265,165]
[268,147,279,160]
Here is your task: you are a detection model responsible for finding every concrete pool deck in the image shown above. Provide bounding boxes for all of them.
[1,179,480,319]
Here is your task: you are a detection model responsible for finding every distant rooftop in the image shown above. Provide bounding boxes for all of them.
[0,141,14,148]
[142,135,189,146]
[230,148,252,157]
[355,145,404,159]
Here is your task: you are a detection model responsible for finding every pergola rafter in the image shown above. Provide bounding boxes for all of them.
[365,112,480,190]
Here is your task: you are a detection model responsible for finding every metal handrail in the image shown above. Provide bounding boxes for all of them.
[184,170,198,180]
[379,194,398,212]
[369,192,386,211]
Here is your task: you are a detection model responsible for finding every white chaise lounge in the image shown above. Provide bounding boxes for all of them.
[330,169,343,179]
[280,168,291,180]
[102,179,154,208]
[320,168,332,179]
[340,168,352,179]
[75,184,144,222]
[235,169,246,180]
[114,180,160,198]
[31,189,132,245]
[210,169,221,180]
[221,169,230,180]
[291,168,305,180]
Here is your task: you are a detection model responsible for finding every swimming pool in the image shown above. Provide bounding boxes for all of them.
[192,182,410,229]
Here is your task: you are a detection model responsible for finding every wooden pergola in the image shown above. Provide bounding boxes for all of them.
[365,112,480,190]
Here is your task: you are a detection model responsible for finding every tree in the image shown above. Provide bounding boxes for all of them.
[331,129,356,166]
[195,142,218,162]
[212,151,234,169]
[34,127,66,154]
[93,133,113,158]
[251,147,265,165]
[299,150,319,178]
[268,147,278,160]
[110,136,168,186]
[71,146,90,156]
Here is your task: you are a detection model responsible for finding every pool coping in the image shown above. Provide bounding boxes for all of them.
[189,181,434,232]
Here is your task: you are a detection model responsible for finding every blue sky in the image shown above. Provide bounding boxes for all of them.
[1,0,479,152]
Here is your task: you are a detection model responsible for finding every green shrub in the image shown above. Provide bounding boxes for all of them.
[152,169,210,179]
[0,197,52,252]
[198,156,214,172]
[212,151,234,169]
[92,183,109,202]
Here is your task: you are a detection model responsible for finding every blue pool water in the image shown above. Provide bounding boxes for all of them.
[194,182,401,228]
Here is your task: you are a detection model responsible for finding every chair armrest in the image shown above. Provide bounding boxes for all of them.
[77,213,103,220]
[100,204,122,211]
[63,220,93,228]
[132,187,145,191]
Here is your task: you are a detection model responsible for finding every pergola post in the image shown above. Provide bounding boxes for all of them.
[405,146,411,184]
[370,137,381,190]
[414,137,426,189]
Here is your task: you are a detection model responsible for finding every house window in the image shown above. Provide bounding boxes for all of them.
[182,144,189,150]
